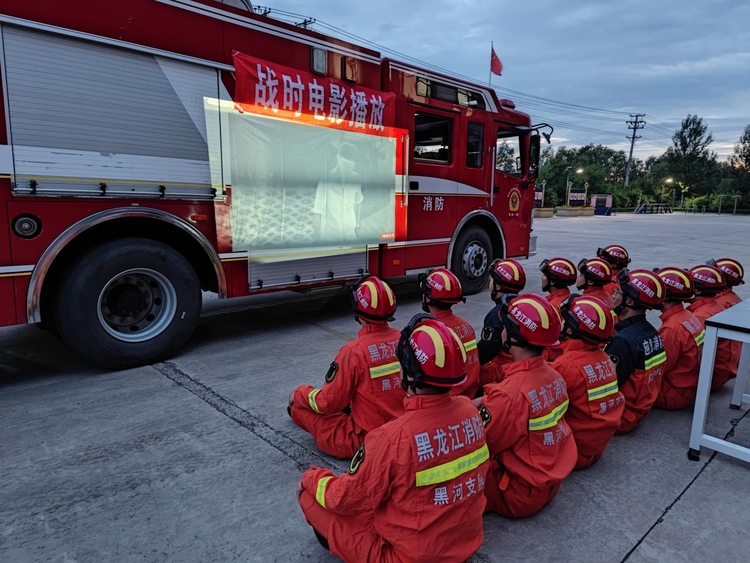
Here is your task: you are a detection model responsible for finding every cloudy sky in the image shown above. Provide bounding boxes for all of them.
[250,0,749,160]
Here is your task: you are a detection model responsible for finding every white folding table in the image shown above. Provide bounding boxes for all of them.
[688,299,750,463]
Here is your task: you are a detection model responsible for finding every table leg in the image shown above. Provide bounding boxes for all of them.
[730,342,750,409]
[688,326,718,461]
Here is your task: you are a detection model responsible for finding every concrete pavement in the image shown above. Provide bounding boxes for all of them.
[2,213,749,562]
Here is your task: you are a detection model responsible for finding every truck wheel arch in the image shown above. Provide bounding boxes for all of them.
[446,210,506,270]
[27,207,227,324]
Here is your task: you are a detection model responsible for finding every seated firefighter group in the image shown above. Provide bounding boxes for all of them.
[288,247,745,563]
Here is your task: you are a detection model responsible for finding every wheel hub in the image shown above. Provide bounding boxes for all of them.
[97,268,177,343]
[462,242,488,281]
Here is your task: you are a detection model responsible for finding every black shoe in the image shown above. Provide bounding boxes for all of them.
[313,528,330,551]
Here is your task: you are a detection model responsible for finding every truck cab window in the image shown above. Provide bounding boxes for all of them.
[496,131,522,176]
[466,122,484,168]
[414,112,452,164]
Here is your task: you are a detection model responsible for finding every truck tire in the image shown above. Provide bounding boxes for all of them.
[53,238,201,370]
[450,226,493,295]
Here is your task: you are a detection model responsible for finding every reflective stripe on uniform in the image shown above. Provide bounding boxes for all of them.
[587,380,619,401]
[694,330,705,346]
[308,388,322,413]
[463,338,477,352]
[528,399,569,431]
[315,476,332,508]
[644,352,667,370]
[415,444,490,487]
[370,361,401,379]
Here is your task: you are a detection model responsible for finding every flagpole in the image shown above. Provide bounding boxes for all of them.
[489,41,493,87]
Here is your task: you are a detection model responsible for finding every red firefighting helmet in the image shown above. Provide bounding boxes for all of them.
[578,257,613,286]
[499,293,562,348]
[655,267,695,302]
[597,245,631,269]
[420,268,465,305]
[707,258,744,287]
[560,294,615,344]
[539,257,577,287]
[397,314,467,390]
[350,275,396,322]
[616,269,666,309]
[489,258,526,293]
[688,265,727,295]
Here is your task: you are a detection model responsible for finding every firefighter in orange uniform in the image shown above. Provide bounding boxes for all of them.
[576,258,616,310]
[597,245,631,296]
[540,257,577,312]
[289,276,405,459]
[652,268,705,410]
[420,268,480,398]
[478,259,527,388]
[297,315,489,563]
[551,294,624,469]
[540,257,578,362]
[606,269,666,434]
[709,258,744,383]
[687,264,734,391]
[477,294,577,518]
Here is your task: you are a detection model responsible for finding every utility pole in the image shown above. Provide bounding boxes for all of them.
[624,114,646,187]
[295,17,315,29]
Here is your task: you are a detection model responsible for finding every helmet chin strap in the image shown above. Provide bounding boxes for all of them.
[576,282,587,291]
[501,320,515,352]
[491,286,503,303]
[401,372,418,393]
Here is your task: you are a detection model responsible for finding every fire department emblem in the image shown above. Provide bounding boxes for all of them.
[349,444,365,474]
[481,327,494,341]
[325,361,338,383]
[508,187,521,213]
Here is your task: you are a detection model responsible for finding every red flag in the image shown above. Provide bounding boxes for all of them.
[490,46,503,76]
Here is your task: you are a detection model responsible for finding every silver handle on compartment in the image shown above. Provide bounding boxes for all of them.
[403,134,410,208]
[489,145,496,207]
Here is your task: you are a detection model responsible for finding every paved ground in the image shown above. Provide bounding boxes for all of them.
[2,213,749,563]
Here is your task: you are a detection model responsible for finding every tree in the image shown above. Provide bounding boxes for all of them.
[533,117,748,212]
[729,125,750,207]
[730,124,750,172]
[663,114,719,196]
[671,114,715,158]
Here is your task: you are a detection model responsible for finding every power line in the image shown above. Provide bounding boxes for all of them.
[252,6,682,152]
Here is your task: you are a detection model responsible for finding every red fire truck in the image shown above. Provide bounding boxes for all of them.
[0,0,546,368]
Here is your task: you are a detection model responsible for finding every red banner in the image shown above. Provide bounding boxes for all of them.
[233,52,397,137]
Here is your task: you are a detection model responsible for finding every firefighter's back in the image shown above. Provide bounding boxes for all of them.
[348,325,406,431]
[488,358,577,488]
[373,394,489,563]
[552,342,624,458]
[433,309,480,399]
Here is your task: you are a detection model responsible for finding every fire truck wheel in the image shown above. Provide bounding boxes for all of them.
[451,226,493,295]
[53,238,201,370]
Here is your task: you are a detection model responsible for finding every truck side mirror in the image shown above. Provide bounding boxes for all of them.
[528,135,540,180]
